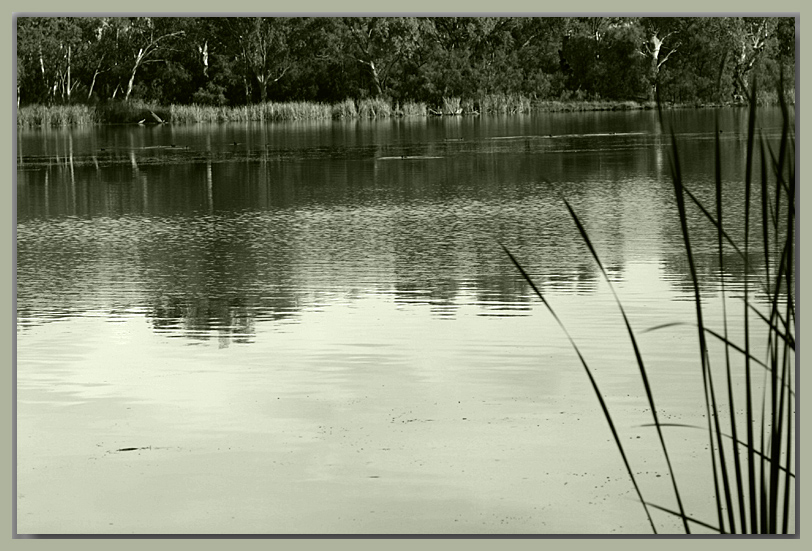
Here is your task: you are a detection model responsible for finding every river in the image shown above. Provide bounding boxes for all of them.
[15,107,793,534]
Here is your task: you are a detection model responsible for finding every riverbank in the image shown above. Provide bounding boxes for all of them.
[16,92,794,128]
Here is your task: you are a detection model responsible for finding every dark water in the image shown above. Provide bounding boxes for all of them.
[16,108,792,534]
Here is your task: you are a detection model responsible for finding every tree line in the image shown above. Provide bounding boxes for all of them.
[16,16,795,109]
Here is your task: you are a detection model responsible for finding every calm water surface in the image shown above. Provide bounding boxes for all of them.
[16,109,790,534]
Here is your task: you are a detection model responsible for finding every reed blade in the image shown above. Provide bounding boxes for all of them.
[560,198,690,533]
[781,368,793,533]
[666,120,725,534]
[716,117,742,533]
[637,423,795,478]
[640,322,686,334]
[644,502,723,534]
[745,300,795,351]
[742,76,758,533]
[500,243,658,533]
[703,328,793,395]
[769,339,789,533]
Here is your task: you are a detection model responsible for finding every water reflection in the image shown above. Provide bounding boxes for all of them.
[17,109,788,343]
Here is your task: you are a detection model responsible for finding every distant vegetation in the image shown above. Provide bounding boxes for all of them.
[16,16,795,126]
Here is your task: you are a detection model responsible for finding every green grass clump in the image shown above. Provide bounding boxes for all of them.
[261,101,332,121]
[16,101,168,127]
[17,104,99,127]
[18,98,429,127]
[442,97,462,115]
[332,99,358,119]
[503,78,795,534]
[357,97,392,119]
[532,100,654,112]
[398,101,427,117]
[477,93,532,115]
[19,96,752,128]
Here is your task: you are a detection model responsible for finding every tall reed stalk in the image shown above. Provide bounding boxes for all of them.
[502,78,795,534]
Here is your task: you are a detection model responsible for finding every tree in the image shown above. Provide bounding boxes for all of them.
[16,17,89,104]
[15,16,796,108]
[342,17,427,97]
[210,17,304,104]
[639,18,683,99]
[726,17,779,100]
[512,18,569,98]
[109,17,186,101]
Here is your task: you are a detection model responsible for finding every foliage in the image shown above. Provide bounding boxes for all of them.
[16,16,795,109]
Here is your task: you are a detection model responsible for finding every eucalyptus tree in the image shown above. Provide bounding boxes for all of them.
[16,17,91,104]
[341,17,428,97]
[17,17,56,104]
[639,17,683,99]
[422,17,530,100]
[599,20,650,100]
[419,17,477,101]
[511,17,569,97]
[68,17,186,102]
[557,17,651,100]
[114,17,186,101]
[209,17,308,104]
[281,17,355,102]
[726,17,781,99]
[83,17,117,101]
[463,17,523,94]
[651,18,734,103]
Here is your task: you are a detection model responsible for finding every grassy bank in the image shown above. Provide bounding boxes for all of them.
[17,98,429,128]
[17,89,794,128]
[12,97,658,128]
[16,100,177,128]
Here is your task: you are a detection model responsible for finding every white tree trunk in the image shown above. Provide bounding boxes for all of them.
[66,45,71,102]
[88,69,100,101]
[124,68,137,101]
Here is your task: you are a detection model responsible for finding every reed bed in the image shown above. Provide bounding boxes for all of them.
[442,96,462,115]
[17,100,171,127]
[533,99,655,112]
[18,98,426,127]
[170,104,227,123]
[398,101,428,117]
[356,97,393,119]
[331,99,358,119]
[477,93,533,115]
[502,79,795,534]
[16,104,98,127]
[17,93,793,128]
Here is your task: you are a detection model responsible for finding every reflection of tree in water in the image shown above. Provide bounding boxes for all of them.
[655,170,788,298]
[391,217,463,317]
[20,115,784,342]
[138,211,304,344]
[149,295,258,347]
[471,272,532,315]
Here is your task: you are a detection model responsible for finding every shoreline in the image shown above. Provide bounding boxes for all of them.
[16,96,794,129]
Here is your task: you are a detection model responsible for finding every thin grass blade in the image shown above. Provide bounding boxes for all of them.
[781,368,793,533]
[745,300,795,351]
[560,198,691,533]
[717,117,744,533]
[500,243,658,533]
[666,121,726,534]
[644,502,723,534]
[742,76,758,533]
[637,423,795,478]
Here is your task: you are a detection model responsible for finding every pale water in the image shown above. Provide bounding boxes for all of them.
[16,108,791,534]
